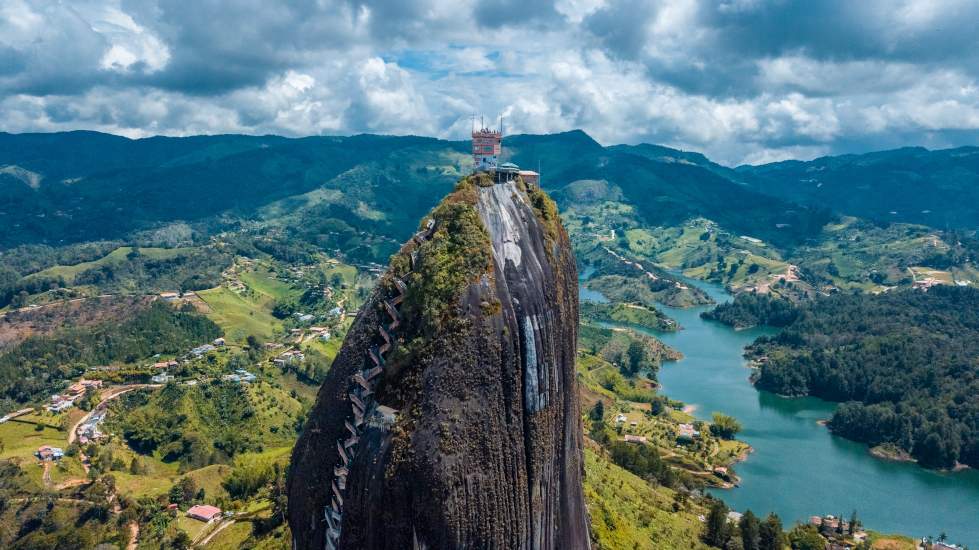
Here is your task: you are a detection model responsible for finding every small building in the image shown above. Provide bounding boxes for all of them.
[213,338,226,346]
[622,434,647,444]
[36,446,63,460]
[67,384,87,397]
[186,505,222,522]
[151,373,171,384]
[727,511,743,523]
[518,170,539,186]
[714,466,728,475]
[498,162,520,181]
[615,414,627,423]
[160,293,180,300]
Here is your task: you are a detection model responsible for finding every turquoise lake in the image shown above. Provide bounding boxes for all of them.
[579,271,979,546]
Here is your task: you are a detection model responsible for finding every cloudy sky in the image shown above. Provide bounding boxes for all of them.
[1,0,978,165]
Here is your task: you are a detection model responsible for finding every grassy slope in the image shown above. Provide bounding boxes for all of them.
[584,448,709,550]
[198,287,282,341]
[198,266,299,341]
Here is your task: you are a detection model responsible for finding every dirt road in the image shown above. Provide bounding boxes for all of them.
[198,520,234,546]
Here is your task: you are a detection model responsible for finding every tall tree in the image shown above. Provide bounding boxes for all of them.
[590,400,605,422]
[711,412,744,439]
[849,510,860,535]
[703,499,730,547]
[740,510,761,550]
[759,513,786,550]
[626,340,646,374]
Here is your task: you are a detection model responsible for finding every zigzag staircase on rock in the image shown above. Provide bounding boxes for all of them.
[323,219,434,549]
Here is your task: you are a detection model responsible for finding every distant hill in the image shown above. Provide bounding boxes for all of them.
[504,131,830,247]
[0,131,469,249]
[737,146,979,229]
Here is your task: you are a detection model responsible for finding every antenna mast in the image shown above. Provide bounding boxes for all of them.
[470,115,475,133]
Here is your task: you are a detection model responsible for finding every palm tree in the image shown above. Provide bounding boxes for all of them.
[938,533,948,543]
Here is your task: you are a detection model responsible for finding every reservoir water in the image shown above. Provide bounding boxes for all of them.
[580,270,979,546]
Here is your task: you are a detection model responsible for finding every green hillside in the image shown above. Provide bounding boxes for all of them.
[738,146,979,229]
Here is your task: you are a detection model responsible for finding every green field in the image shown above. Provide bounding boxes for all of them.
[207,520,254,550]
[198,287,282,342]
[0,413,69,462]
[238,267,301,303]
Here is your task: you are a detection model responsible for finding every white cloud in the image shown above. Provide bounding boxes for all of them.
[555,0,606,23]
[0,0,977,166]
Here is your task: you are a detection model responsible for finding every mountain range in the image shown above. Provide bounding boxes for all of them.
[2,130,977,256]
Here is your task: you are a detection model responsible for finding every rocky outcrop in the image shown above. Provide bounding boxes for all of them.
[288,179,589,550]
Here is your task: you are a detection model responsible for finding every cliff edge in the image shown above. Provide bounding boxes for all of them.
[287,177,589,549]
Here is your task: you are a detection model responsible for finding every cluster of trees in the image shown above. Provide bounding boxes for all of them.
[74,246,232,294]
[0,245,234,309]
[701,292,800,329]
[0,459,138,549]
[710,413,743,439]
[702,500,788,550]
[0,264,68,309]
[271,346,332,384]
[109,382,294,471]
[0,300,222,407]
[746,286,979,469]
[0,241,123,276]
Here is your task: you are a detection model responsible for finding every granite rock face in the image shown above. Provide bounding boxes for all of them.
[288,181,589,550]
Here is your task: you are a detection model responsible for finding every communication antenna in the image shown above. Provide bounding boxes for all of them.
[480,115,484,130]
[501,115,504,136]
[470,115,476,133]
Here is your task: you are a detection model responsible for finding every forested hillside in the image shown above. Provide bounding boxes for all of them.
[701,292,800,329]
[738,146,979,229]
[730,287,979,469]
[0,299,221,404]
